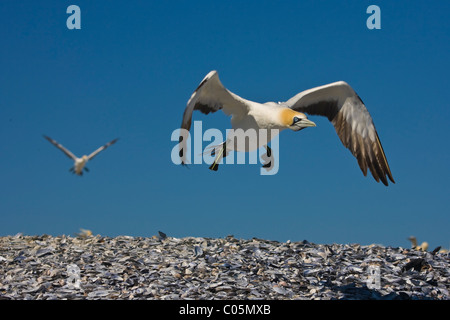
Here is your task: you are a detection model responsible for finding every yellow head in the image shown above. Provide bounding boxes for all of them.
[280,109,316,131]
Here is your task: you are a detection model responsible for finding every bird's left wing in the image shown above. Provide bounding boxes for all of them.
[285,81,394,186]
[87,138,119,160]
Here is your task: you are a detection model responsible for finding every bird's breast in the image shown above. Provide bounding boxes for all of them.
[228,115,282,152]
[74,158,87,171]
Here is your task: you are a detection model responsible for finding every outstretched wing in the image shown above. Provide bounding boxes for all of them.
[87,138,119,160]
[179,70,250,164]
[181,70,250,131]
[285,81,394,186]
[43,135,77,160]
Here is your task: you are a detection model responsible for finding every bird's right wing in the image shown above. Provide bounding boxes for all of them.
[181,70,250,131]
[43,135,77,160]
[179,70,250,164]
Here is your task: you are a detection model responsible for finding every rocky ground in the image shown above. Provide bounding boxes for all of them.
[0,233,449,300]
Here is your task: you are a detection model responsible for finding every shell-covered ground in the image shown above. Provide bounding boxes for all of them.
[0,234,449,300]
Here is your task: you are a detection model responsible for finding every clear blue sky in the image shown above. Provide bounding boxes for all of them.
[1,1,449,249]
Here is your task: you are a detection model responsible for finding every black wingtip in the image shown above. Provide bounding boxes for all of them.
[181,162,190,169]
[431,246,441,255]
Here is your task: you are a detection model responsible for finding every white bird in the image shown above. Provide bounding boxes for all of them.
[408,236,429,252]
[180,70,395,185]
[43,135,119,176]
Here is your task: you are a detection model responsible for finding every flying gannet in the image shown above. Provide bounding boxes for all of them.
[43,135,119,176]
[180,70,395,185]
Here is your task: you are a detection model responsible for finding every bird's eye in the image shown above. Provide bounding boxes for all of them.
[293,117,301,124]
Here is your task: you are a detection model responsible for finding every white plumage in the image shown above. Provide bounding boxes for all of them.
[180,70,394,185]
[44,135,119,176]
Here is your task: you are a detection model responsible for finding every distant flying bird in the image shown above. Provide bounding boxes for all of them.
[180,70,395,185]
[43,135,119,175]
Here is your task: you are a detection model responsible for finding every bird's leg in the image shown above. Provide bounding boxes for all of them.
[69,167,75,174]
[210,142,228,158]
[209,142,227,171]
[261,145,274,170]
[84,167,89,172]
[265,145,272,157]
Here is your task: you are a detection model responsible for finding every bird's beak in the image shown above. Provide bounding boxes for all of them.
[294,119,316,131]
[300,119,316,128]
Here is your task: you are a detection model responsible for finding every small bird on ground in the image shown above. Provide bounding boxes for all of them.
[408,236,429,252]
[180,70,394,185]
[43,135,119,175]
[75,228,93,238]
